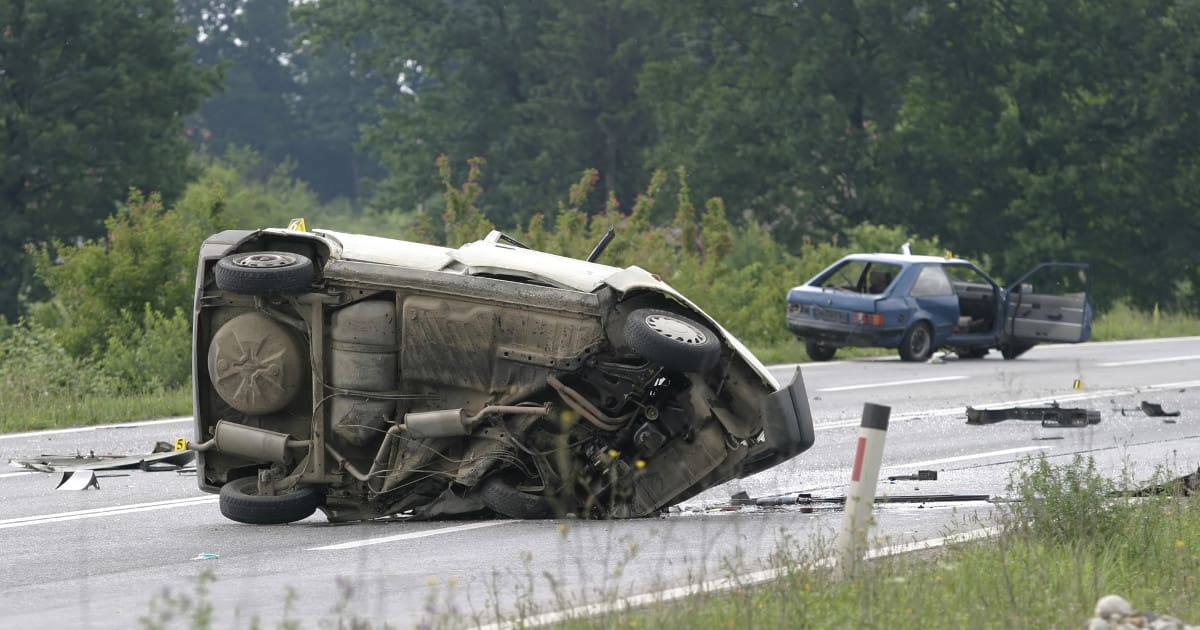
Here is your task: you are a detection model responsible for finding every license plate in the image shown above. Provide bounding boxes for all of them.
[812,306,845,323]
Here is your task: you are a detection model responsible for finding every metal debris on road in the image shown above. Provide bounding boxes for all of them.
[191,553,220,561]
[966,403,1100,427]
[887,470,938,482]
[56,470,100,491]
[1115,400,1182,418]
[8,443,195,473]
[1139,401,1181,417]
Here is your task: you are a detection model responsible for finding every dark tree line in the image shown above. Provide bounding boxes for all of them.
[1,0,1198,323]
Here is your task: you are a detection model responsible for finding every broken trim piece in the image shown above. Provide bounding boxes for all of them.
[966,403,1100,427]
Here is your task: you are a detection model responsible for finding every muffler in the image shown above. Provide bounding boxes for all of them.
[211,420,307,463]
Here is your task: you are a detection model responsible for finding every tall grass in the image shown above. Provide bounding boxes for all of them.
[1091,301,1200,340]
[554,455,1200,629]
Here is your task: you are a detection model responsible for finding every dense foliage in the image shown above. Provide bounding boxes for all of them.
[0,0,220,321]
[2,0,1200,415]
[297,0,1200,311]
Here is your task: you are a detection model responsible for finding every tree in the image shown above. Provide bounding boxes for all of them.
[297,0,661,224]
[0,0,219,321]
[178,0,382,202]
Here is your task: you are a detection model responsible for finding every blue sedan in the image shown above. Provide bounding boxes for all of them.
[786,253,1092,362]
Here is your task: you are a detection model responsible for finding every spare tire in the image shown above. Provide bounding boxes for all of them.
[623,308,721,373]
[215,251,314,295]
[219,476,322,525]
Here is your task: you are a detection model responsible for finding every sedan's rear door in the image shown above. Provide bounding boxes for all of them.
[1003,263,1092,344]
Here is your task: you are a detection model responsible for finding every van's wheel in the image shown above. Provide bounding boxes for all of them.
[805,339,837,362]
[215,251,314,295]
[479,473,553,519]
[898,322,934,362]
[1001,341,1035,360]
[623,308,721,373]
[218,476,321,525]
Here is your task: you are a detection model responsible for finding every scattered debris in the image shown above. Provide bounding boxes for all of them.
[729,491,754,506]
[56,470,100,491]
[966,403,1100,427]
[887,470,938,481]
[1086,594,1198,629]
[1140,401,1181,417]
[1115,400,1182,418]
[1033,436,1065,441]
[8,444,195,473]
[1131,467,1200,497]
[191,553,220,561]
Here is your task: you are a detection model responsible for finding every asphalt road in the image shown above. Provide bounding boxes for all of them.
[2,337,1199,629]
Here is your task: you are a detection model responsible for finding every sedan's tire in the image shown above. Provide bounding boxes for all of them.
[1001,341,1036,360]
[219,476,321,525]
[805,339,837,362]
[623,308,721,373]
[958,347,989,359]
[479,474,553,519]
[898,322,934,362]
[215,251,314,295]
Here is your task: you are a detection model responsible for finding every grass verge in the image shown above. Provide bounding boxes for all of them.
[0,386,191,434]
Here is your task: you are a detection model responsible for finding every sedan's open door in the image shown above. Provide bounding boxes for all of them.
[1004,263,1092,344]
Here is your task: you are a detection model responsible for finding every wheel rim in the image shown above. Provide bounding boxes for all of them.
[645,314,708,345]
[910,326,931,357]
[233,253,298,269]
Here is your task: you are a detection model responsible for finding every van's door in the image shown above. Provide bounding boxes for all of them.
[1003,263,1092,344]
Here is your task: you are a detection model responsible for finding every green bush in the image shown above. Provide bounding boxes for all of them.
[0,321,118,402]
[99,305,193,393]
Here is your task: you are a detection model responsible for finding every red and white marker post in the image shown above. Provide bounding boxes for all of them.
[835,402,891,578]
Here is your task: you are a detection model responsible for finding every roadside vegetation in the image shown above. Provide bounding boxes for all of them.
[1,157,1198,433]
[549,456,1200,630]
[134,455,1200,628]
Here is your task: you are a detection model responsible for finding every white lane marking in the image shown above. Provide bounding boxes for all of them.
[1098,355,1200,367]
[814,379,1200,432]
[0,496,217,529]
[817,375,968,393]
[308,520,512,551]
[476,526,999,630]
[0,416,192,441]
[0,471,36,479]
[886,446,1053,469]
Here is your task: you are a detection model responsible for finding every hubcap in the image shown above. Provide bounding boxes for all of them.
[912,328,930,355]
[645,314,707,345]
[233,253,297,269]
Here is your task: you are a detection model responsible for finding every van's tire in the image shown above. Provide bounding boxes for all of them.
[623,308,721,373]
[898,322,934,362]
[215,251,314,295]
[805,339,837,362]
[219,476,321,525]
[479,474,553,519]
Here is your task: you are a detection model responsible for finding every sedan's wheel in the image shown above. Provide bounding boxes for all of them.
[805,339,837,362]
[1001,341,1036,360]
[623,308,721,373]
[215,251,314,295]
[479,473,553,519]
[898,322,934,362]
[219,476,321,525]
[958,347,989,359]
